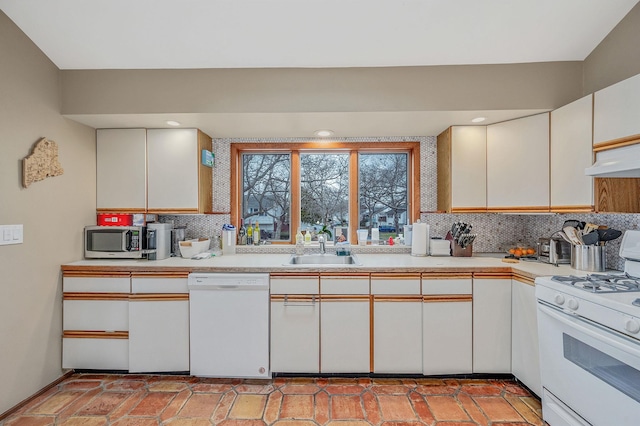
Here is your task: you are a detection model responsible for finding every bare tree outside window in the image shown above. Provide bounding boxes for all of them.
[300,153,350,235]
[242,153,291,241]
[359,153,409,236]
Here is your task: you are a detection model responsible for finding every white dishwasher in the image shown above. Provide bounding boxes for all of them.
[188,273,270,378]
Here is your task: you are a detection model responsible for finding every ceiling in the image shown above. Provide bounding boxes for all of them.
[2,0,638,137]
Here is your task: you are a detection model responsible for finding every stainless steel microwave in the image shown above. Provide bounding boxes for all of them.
[84,225,145,259]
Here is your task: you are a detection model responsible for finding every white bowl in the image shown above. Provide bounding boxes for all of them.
[179,238,210,258]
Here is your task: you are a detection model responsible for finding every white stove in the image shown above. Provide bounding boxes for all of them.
[535,230,640,426]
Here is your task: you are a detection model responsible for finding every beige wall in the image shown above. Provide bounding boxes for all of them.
[0,11,96,414]
[60,62,583,115]
[583,1,640,94]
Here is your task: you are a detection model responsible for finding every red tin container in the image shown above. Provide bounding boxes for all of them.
[97,213,133,226]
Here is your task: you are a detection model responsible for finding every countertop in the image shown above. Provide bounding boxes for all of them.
[62,253,593,281]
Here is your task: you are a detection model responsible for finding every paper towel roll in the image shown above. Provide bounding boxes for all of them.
[411,223,430,256]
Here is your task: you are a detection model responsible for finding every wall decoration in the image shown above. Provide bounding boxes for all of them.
[22,137,64,188]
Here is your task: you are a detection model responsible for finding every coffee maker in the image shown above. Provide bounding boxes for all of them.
[146,223,172,260]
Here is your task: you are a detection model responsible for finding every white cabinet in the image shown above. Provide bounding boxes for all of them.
[422,274,473,375]
[270,274,320,373]
[473,276,512,373]
[129,274,190,373]
[146,128,212,214]
[594,73,640,145]
[511,278,541,397]
[96,129,147,212]
[62,274,131,370]
[550,95,594,211]
[487,113,550,211]
[320,274,370,373]
[371,274,422,374]
[437,126,487,212]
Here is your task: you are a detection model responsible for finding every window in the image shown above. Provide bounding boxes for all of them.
[232,142,419,243]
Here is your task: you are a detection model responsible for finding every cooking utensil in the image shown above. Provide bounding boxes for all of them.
[556,231,573,244]
[597,228,622,243]
[563,226,582,245]
[562,220,585,230]
[582,231,600,245]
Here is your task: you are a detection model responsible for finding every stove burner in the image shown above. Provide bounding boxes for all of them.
[551,273,640,293]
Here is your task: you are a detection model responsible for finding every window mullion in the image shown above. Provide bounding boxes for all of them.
[348,150,359,244]
[291,150,301,244]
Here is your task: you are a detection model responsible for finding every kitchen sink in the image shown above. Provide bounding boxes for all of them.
[286,254,361,265]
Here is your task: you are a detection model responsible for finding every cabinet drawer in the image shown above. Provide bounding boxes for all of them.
[131,277,188,293]
[371,274,420,295]
[63,336,128,370]
[63,300,129,331]
[321,276,369,295]
[270,275,319,294]
[63,276,130,293]
[422,278,472,295]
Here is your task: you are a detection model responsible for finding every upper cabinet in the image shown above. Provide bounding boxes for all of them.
[486,113,550,212]
[96,128,213,214]
[594,73,640,147]
[97,129,147,212]
[437,126,487,213]
[147,129,212,214]
[550,95,594,212]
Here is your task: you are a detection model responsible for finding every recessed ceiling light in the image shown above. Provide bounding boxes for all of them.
[314,130,334,137]
[166,120,181,126]
[471,117,486,123]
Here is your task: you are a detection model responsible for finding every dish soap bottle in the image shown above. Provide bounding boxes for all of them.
[295,229,304,255]
[254,222,260,245]
[304,228,312,245]
[246,221,253,245]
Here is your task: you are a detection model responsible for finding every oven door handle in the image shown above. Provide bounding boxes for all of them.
[538,302,640,359]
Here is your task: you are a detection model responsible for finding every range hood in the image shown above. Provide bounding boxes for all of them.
[585,143,640,178]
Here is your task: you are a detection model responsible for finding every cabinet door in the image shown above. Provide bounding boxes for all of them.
[128,298,190,373]
[451,126,487,210]
[321,298,370,373]
[147,128,200,212]
[129,276,190,373]
[422,276,473,375]
[374,299,422,373]
[487,114,550,210]
[511,279,541,397]
[550,95,594,210]
[473,278,512,373]
[594,73,640,145]
[270,296,320,373]
[96,129,147,211]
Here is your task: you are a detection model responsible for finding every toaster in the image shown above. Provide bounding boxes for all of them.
[537,237,571,265]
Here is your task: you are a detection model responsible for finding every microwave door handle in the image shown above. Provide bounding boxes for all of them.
[125,230,132,251]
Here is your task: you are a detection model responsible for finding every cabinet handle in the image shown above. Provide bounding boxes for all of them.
[284,295,316,306]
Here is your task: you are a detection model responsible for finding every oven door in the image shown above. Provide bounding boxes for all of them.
[538,302,640,426]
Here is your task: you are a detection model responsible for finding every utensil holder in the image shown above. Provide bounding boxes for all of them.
[452,242,472,257]
[571,245,605,272]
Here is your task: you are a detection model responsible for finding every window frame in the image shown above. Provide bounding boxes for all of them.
[231,141,420,244]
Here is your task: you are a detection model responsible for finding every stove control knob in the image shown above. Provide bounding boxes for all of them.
[567,299,579,310]
[554,294,565,305]
[625,319,640,334]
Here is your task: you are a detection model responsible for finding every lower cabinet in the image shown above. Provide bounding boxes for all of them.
[62,273,131,370]
[511,277,542,396]
[372,273,422,374]
[473,274,512,373]
[422,273,473,375]
[270,274,320,373]
[128,273,190,373]
[320,274,370,373]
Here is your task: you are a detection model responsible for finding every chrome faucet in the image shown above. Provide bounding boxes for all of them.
[318,234,326,254]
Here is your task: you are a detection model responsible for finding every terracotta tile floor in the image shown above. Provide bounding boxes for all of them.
[1,374,544,425]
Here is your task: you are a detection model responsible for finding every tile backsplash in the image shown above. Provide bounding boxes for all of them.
[161,135,640,271]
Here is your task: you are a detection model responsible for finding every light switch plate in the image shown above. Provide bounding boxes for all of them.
[0,225,23,245]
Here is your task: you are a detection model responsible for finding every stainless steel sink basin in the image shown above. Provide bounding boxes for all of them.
[286,254,361,265]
